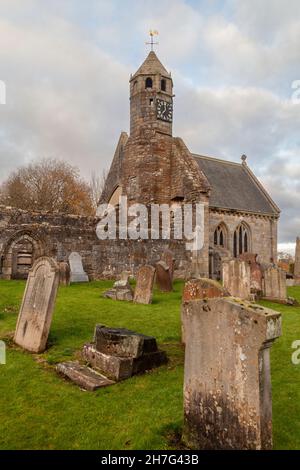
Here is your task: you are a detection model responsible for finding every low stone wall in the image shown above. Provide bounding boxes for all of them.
[0,206,191,280]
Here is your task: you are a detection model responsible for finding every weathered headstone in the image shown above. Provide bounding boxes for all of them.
[156,260,172,292]
[239,253,263,294]
[14,257,60,353]
[294,237,300,285]
[161,249,174,281]
[59,261,70,286]
[182,297,281,450]
[118,270,132,282]
[133,265,156,304]
[103,275,133,301]
[69,252,89,283]
[262,265,287,302]
[181,278,229,344]
[222,259,251,300]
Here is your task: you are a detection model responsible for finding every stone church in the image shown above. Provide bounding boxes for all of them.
[0,51,280,280]
[100,51,280,279]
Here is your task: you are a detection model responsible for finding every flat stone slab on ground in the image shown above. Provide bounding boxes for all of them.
[56,361,115,391]
[95,326,158,358]
[82,343,133,381]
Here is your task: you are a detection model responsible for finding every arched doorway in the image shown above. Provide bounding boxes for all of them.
[1,233,44,280]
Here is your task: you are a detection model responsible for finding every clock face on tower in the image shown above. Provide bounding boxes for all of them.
[156,98,173,123]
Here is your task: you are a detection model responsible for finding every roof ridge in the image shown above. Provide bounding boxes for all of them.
[193,154,242,167]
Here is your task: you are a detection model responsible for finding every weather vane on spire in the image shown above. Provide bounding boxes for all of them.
[146,30,159,51]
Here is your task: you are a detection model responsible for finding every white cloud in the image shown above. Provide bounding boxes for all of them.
[0,0,299,245]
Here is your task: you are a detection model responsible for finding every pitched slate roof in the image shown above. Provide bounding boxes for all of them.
[193,155,280,215]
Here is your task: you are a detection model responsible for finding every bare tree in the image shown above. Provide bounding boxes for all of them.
[0,158,94,216]
[90,169,107,210]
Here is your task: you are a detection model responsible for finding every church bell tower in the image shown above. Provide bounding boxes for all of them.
[129,51,173,137]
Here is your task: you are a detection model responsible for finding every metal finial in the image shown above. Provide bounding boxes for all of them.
[146,30,159,51]
[241,154,247,164]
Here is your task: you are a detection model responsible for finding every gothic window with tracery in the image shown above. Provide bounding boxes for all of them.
[233,223,250,257]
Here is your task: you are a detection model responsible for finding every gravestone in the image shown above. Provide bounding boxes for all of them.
[181,278,230,343]
[59,261,70,286]
[294,237,300,285]
[58,326,167,389]
[0,340,5,364]
[262,265,287,302]
[182,297,281,450]
[14,257,60,353]
[69,252,89,283]
[133,265,156,304]
[161,249,174,281]
[87,326,167,379]
[239,253,263,294]
[103,274,133,301]
[222,259,251,300]
[156,260,172,292]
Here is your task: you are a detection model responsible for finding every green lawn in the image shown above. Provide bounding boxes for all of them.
[0,280,300,450]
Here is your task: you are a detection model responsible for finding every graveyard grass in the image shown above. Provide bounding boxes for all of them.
[0,280,300,450]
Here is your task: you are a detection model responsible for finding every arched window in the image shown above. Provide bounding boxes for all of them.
[145,77,153,89]
[213,224,227,248]
[233,223,250,257]
[161,79,166,91]
[133,80,137,92]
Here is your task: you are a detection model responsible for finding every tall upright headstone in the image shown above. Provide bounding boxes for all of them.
[239,253,263,294]
[69,252,89,283]
[59,261,70,286]
[181,278,229,344]
[182,296,281,450]
[133,265,156,304]
[294,237,300,285]
[262,265,287,302]
[14,257,60,353]
[156,260,172,292]
[222,259,251,300]
[161,249,174,281]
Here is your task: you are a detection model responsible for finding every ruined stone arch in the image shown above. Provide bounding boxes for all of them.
[1,231,45,280]
[108,186,122,207]
[233,222,251,258]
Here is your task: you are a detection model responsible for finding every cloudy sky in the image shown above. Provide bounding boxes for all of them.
[0,0,299,251]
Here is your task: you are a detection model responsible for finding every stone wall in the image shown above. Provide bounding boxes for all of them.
[209,209,278,265]
[0,205,193,280]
